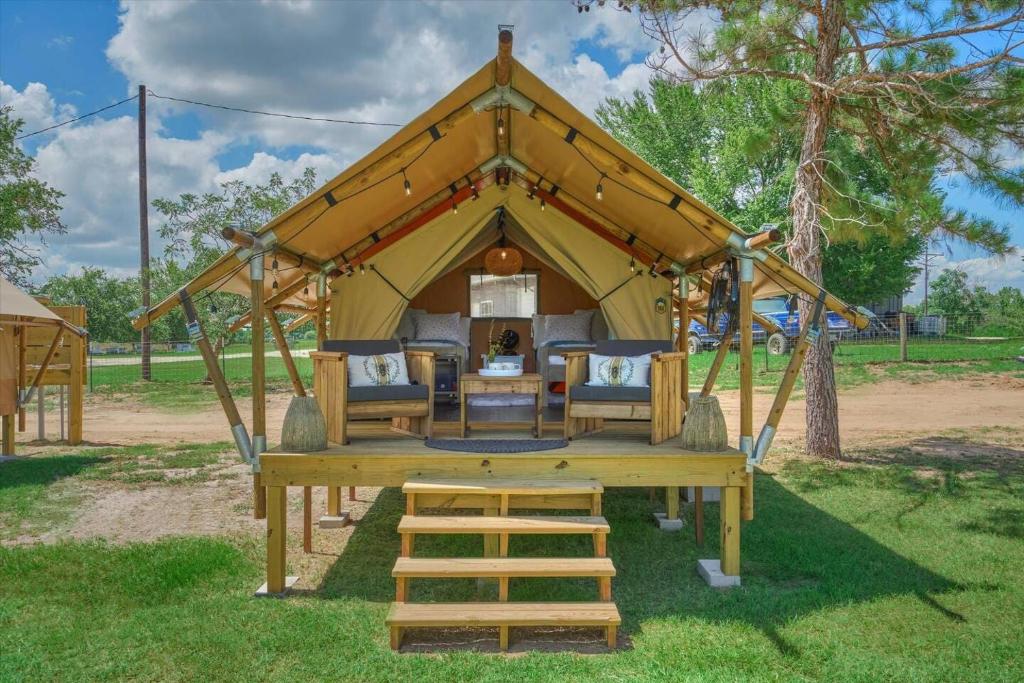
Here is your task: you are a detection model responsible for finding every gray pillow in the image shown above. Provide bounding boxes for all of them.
[576,308,608,341]
[543,311,593,343]
[394,307,423,341]
[414,312,463,344]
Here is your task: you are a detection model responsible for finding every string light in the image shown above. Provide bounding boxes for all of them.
[452,198,458,215]
[540,197,546,211]
[497,116,505,136]
[527,184,537,200]
[271,256,279,277]
[470,183,480,201]
[303,285,309,297]
[596,173,605,201]
[402,168,411,196]
[272,279,279,290]
[629,257,636,272]
[359,263,366,275]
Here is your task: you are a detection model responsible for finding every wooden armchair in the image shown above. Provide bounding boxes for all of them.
[563,340,685,445]
[311,340,435,444]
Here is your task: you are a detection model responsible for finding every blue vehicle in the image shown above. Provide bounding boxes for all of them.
[686,296,853,355]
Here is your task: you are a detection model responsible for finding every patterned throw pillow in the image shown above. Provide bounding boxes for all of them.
[348,352,410,387]
[542,311,593,343]
[414,312,463,344]
[586,353,652,388]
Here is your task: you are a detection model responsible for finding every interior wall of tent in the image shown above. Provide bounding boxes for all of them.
[409,242,599,371]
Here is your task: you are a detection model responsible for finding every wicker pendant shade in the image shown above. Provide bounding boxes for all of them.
[484,244,523,276]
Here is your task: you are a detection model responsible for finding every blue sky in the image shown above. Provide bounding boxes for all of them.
[1,0,1020,299]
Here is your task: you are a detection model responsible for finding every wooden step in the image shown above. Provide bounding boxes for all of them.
[403,479,603,496]
[387,601,621,627]
[392,557,615,578]
[398,515,610,535]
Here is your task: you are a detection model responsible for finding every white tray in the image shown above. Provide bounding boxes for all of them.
[478,367,524,377]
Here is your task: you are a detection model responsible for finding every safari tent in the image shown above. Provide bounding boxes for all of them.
[132,29,866,649]
[0,277,87,455]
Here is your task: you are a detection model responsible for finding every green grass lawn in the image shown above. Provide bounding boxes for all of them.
[82,338,1024,411]
[2,430,1023,681]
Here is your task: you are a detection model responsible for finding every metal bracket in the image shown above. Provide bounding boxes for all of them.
[469,85,536,115]
[479,154,528,175]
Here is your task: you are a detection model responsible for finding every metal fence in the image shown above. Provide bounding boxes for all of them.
[87,315,1020,393]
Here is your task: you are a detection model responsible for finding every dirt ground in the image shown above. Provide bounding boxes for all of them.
[40,375,1022,447]
[6,376,1023,565]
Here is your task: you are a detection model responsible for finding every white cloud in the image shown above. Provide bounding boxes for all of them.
[8,1,685,281]
[0,81,77,137]
[905,251,1024,304]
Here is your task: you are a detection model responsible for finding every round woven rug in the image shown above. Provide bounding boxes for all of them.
[424,438,569,453]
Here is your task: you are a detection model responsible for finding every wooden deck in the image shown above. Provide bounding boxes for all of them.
[259,421,748,595]
[260,421,748,488]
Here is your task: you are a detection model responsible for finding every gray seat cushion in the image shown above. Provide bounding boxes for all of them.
[594,339,673,356]
[569,385,651,403]
[348,384,429,402]
[322,339,401,355]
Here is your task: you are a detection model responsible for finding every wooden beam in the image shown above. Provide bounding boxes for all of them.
[315,276,328,349]
[19,328,63,406]
[700,318,737,398]
[179,291,251,460]
[679,279,690,409]
[221,227,320,275]
[134,99,480,332]
[17,325,26,431]
[267,310,305,397]
[739,261,754,523]
[495,29,514,86]
[284,312,315,334]
[251,262,267,521]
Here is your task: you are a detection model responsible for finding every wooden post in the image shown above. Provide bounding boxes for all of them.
[720,486,741,576]
[138,84,152,381]
[266,310,305,397]
[251,256,267,521]
[67,312,84,446]
[665,486,679,521]
[680,278,690,410]
[751,291,827,468]
[266,484,287,594]
[17,325,26,431]
[694,486,704,547]
[700,318,737,397]
[899,312,908,362]
[1,414,13,455]
[314,274,341,512]
[36,386,44,440]
[738,256,754,521]
[179,291,252,462]
[302,485,312,554]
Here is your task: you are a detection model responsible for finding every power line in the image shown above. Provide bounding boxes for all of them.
[14,94,139,140]
[146,90,403,128]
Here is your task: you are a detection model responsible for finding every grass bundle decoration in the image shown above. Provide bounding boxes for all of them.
[280,396,327,452]
[681,394,728,451]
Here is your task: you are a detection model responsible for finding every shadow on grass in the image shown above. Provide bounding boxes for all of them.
[0,454,107,490]
[312,476,964,653]
[842,436,1024,477]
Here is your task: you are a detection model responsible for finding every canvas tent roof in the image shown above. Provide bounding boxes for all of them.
[133,35,868,334]
[0,277,62,323]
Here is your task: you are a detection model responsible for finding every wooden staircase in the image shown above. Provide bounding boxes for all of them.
[387,479,621,651]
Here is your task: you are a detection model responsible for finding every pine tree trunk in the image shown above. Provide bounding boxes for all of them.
[787,1,845,459]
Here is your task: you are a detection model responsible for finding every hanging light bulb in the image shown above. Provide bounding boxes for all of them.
[402,168,411,196]
[271,256,279,277]
[452,198,458,215]
[303,285,309,297]
[527,184,537,200]
[359,263,366,275]
[497,116,505,136]
[540,197,546,211]
[630,257,636,273]
[596,174,605,201]
[272,279,279,291]
[500,249,508,260]
[471,183,480,201]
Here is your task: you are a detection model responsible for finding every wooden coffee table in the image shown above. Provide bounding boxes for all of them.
[459,372,543,438]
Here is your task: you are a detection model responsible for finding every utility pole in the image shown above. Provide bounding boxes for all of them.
[920,249,942,317]
[138,84,151,380]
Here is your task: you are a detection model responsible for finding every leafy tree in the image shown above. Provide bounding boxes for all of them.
[40,268,139,342]
[928,268,982,320]
[0,106,66,285]
[151,170,320,341]
[594,0,1022,458]
[599,77,928,306]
